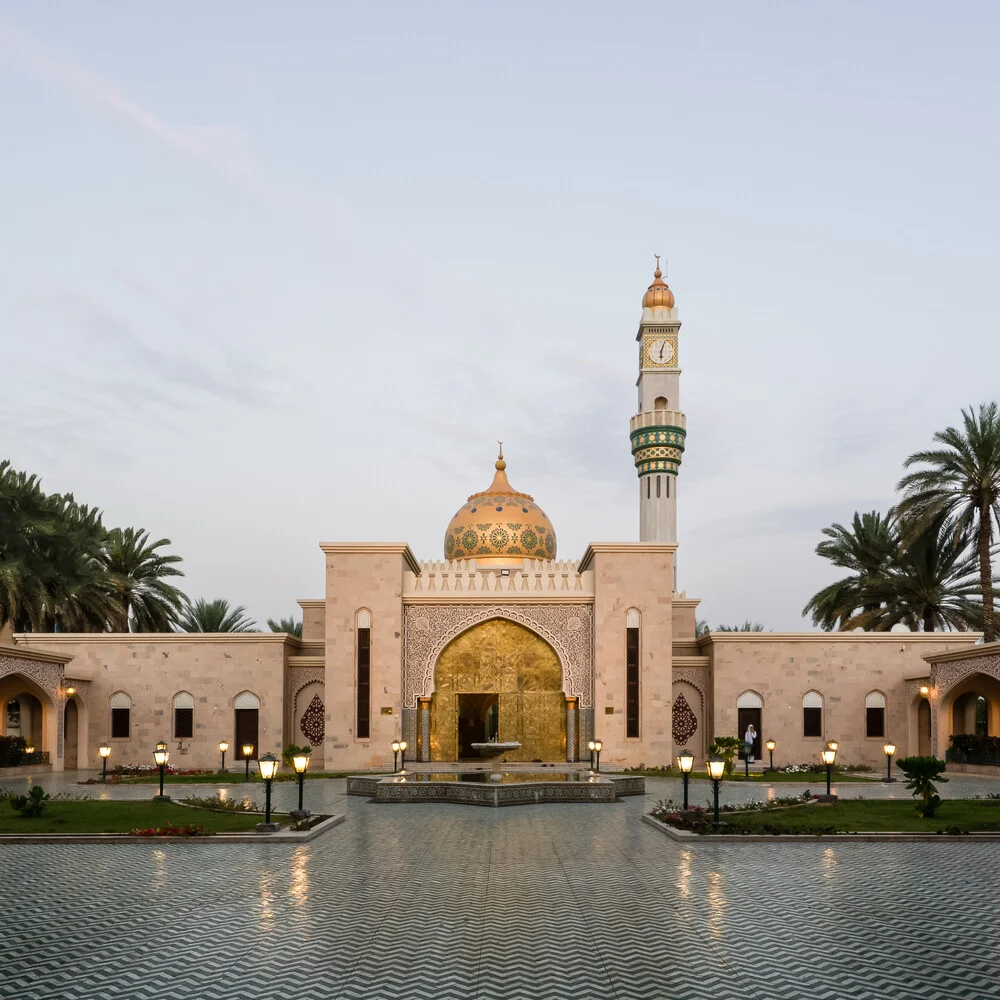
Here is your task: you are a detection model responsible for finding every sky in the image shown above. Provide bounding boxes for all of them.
[1,2,998,630]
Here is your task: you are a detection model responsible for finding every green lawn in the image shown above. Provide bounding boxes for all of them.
[0,799,264,834]
[717,799,1000,834]
[628,768,874,783]
[87,770,370,785]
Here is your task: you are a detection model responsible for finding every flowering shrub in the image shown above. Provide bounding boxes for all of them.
[129,824,207,837]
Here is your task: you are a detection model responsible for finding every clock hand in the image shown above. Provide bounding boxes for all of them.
[658,343,665,360]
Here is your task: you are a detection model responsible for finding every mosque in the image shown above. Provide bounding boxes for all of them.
[2,264,997,776]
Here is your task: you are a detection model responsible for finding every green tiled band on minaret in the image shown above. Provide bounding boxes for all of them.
[630,424,686,476]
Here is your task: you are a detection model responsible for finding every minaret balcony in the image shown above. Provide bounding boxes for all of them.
[630,410,686,434]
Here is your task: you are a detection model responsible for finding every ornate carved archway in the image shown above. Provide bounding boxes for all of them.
[428,618,565,761]
[402,604,594,709]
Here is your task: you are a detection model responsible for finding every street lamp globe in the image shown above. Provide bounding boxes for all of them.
[706,755,726,781]
[677,750,694,773]
[292,752,311,775]
[258,753,279,781]
[883,742,896,758]
[821,747,837,766]
[919,685,930,697]
[765,739,776,753]
[99,744,112,759]
[391,740,400,753]
[593,740,603,753]
[218,741,229,754]
[241,742,255,759]
[588,740,596,752]
[153,741,169,766]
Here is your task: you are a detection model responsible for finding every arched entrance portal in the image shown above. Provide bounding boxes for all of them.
[430,619,565,762]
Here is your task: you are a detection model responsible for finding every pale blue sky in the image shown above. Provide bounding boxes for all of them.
[2,3,998,629]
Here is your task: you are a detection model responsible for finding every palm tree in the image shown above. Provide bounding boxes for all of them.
[716,621,765,632]
[177,598,258,633]
[103,528,187,632]
[803,511,897,630]
[267,616,303,637]
[695,618,710,637]
[843,514,985,632]
[897,403,1000,642]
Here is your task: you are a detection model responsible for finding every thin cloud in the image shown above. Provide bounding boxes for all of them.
[0,22,252,179]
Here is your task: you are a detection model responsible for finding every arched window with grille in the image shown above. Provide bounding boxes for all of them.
[802,691,823,738]
[625,609,640,738]
[110,692,132,739]
[865,691,886,738]
[357,610,372,740]
[172,691,194,739]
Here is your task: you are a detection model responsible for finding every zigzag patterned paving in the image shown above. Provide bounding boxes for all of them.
[1,777,998,998]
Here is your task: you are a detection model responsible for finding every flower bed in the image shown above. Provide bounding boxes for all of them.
[130,824,207,837]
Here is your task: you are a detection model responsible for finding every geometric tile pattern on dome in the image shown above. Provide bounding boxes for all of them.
[0,779,997,999]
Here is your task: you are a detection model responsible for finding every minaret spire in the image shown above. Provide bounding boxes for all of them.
[630,257,687,572]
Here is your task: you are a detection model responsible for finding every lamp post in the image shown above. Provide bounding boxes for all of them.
[218,741,229,773]
[242,743,255,781]
[292,751,311,816]
[399,740,408,771]
[391,740,401,773]
[883,742,896,783]
[765,739,776,773]
[593,740,603,772]
[588,740,596,770]
[677,749,694,810]
[98,744,111,781]
[820,745,837,800]
[153,741,170,801]
[706,754,725,829]
[256,752,280,832]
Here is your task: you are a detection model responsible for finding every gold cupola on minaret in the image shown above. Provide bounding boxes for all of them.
[444,446,557,567]
[642,257,675,310]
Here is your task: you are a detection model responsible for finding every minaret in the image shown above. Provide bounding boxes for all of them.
[629,257,686,554]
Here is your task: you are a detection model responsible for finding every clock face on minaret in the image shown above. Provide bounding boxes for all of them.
[642,331,678,369]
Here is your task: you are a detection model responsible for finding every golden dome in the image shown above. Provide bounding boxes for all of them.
[444,448,557,567]
[642,257,675,310]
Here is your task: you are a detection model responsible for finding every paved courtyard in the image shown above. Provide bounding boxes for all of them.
[2,773,999,999]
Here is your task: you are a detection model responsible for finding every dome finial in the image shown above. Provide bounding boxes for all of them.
[496,440,506,470]
[643,255,675,309]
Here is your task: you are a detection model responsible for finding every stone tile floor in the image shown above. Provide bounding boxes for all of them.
[1,771,999,999]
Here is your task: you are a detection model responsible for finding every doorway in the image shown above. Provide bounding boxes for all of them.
[457,693,498,760]
[737,707,762,760]
[235,709,259,758]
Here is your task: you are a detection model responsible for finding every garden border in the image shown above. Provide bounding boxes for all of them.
[0,813,345,845]
[641,813,1000,843]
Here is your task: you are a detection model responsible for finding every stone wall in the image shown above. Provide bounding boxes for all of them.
[705,633,980,766]
[14,635,291,771]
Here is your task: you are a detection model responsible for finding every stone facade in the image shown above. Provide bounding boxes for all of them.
[2,265,991,774]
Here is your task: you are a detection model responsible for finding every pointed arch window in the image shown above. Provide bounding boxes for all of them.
[172,692,194,739]
[803,691,823,738]
[865,691,886,738]
[110,692,131,739]
[626,609,640,738]
[357,610,372,740]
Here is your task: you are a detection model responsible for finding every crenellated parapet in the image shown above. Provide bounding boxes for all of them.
[403,558,593,603]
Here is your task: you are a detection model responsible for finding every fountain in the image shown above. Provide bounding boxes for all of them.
[470,741,522,781]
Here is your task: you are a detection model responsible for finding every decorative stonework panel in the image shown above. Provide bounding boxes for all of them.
[0,655,65,758]
[672,693,698,745]
[299,695,325,747]
[403,604,594,708]
[928,654,1000,757]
